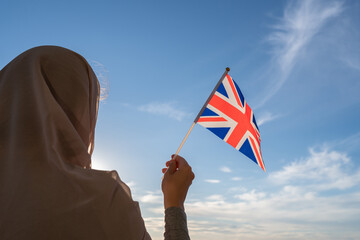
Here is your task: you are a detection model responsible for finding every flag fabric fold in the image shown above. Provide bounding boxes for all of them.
[196,74,265,171]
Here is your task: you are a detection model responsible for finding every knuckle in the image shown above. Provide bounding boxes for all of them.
[183,164,190,171]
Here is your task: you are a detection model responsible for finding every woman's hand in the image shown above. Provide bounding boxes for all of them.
[161,155,195,210]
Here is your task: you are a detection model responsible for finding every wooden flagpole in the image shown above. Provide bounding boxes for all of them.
[172,67,230,160]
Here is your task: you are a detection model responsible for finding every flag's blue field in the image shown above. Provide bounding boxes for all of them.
[1,0,359,239]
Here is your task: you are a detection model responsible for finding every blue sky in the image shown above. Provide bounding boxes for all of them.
[1,0,360,239]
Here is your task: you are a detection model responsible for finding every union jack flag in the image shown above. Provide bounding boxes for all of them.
[197,74,265,171]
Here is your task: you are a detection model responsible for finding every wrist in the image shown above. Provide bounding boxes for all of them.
[164,198,184,210]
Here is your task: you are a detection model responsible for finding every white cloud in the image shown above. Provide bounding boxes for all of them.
[270,0,342,72]
[206,194,225,202]
[144,190,360,240]
[231,177,242,181]
[139,191,162,204]
[184,191,360,240]
[270,147,360,190]
[142,217,164,238]
[219,166,232,173]
[258,0,343,106]
[257,112,281,126]
[204,179,221,184]
[138,102,189,121]
[234,190,266,201]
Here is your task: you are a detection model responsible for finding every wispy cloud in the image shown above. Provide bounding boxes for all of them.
[342,57,360,71]
[234,190,266,201]
[334,131,360,152]
[258,0,343,106]
[257,111,281,126]
[142,217,164,237]
[138,102,190,121]
[206,194,225,202]
[219,166,232,173]
[139,191,162,204]
[204,179,221,184]
[231,177,242,181]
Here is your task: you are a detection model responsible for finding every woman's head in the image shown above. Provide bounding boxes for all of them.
[0,46,100,168]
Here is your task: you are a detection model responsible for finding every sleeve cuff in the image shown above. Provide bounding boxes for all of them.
[164,207,190,240]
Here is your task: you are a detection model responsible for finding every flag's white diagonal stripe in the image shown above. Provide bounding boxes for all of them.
[198,121,233,128]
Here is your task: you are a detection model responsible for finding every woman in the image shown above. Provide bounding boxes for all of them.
[0,46,194,239]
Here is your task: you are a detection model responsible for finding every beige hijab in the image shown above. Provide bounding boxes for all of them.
[0,46,151,239]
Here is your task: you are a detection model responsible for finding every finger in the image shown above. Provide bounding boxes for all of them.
[165,161,171,167]
[165,160,177,174]
[162,168,167,174]
[170,155,181,169]
[171,154,181,161]
[172,155,189,170]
